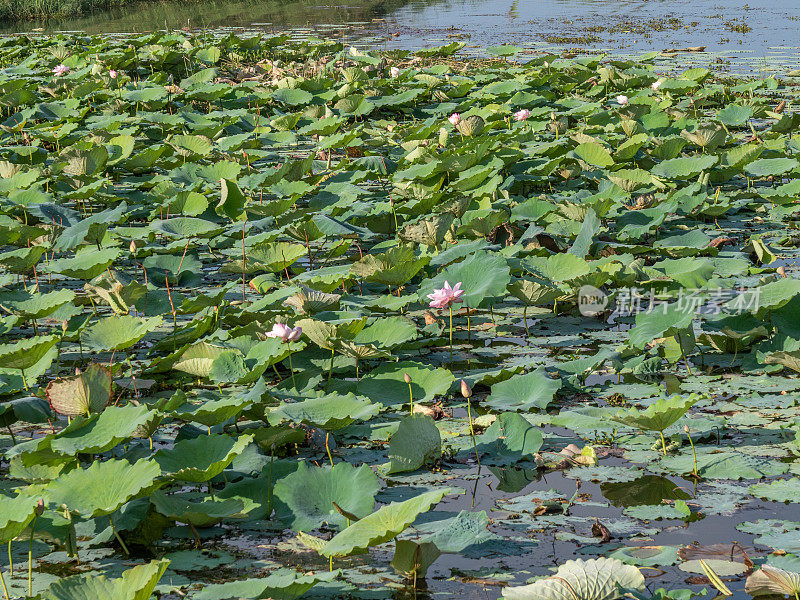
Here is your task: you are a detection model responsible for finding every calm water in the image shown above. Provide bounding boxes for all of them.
[7,0,800,71]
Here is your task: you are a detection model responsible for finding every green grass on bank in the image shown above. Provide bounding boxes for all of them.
[0,0,137,22]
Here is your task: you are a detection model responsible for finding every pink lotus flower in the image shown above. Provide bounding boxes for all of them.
[390,66,400,78]
[109,69,118,79]
[266,322,302,342]
[651,78,664,91]
[427,281,465,309]
[53,64,69,77]
[513,109,531,121]
[448,113,461,126]
[616,94,629,106]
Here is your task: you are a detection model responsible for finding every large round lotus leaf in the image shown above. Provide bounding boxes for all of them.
[273,461,381,532]
[502,557,645,600]
[651,155,718,179]
[0,494,38,543]
[657,449,789,480]
[46,363,113,417]
[628,303,695,349]
[486,368,562,412]
[267,393,379,430]
[716,104,753,126]
[45,248,120,280]
[354,360,454,407]
[0,288,75,320]
[418,251,510,309]
[745,158,799,178]
[169,134,211,157]
[173,342,231,377]
[195,570,338,600]
[45,458,162,517]
[608,545,680,567]
[49,404,155,455]
[573,141,614,167]
[601,475,691,507]
[245,242,306,272]
[155,433,254,482]
[387,414,442,474]
[40,559,169,600]
[611,395,699,433]
[352,316,417,348]
[150,491,246,526]
[0,246,46,273]
[82,315,162,351]
[0,334,58,370]
[151,217,222,239]
[414,510,493,553]
[321,488,448,557]
[750,478,800,503]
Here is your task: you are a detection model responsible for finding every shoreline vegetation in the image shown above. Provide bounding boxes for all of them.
[0,0,135,22]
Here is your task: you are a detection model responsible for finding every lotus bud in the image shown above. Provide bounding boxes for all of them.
[35,499,45,516]
[61,320,68,334]
[404,372,412,384]
[448,113,461,126]
[778,266,787,278]
[616,94,629,106]
[684,425,690,434]
[109,69,117,79]
[129,240,137,254]
[461,379,472,398]
[390,66,400,78]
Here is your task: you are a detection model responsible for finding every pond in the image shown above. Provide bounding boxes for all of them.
[5,0,800,72]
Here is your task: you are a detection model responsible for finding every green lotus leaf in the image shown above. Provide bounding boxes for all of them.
[82,315,162,351]
[391,539,441,579]
[49,404,155,455]
[169,134,212,157]
[268,393,379,430]
[355,360,454,407]
[150,491,247,526]
[45,458,162,517]
[502,557,645,600]
[0,334,58,371]
[273,461,381,532]
[0,494,38,543]
[0,246,46,273]
[155,433,254,482]
[45,248,120,280]
[716,104,753,126]
[173,342,231,377]
[657,449,789,480]
[217,178,248,221]
[611,395,699,433]
[478,412,543,463]
[750,478,800,503]
[651,155,718,179]
[418,251,511,309]
[0,288,75,320]
[485,368,561,412]
[387,414,442,474]
[40,559,169,600]
[151,217,222,239]
[321,488,448,557]
[628,303,695,349]
[195,569,338,600]
[745,158,799,178]
[573,141,614,167]
[45,363,113,417]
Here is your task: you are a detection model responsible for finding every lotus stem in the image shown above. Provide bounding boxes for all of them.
[329,555,333,572]
[0,567,9,600]
[6,542,11,577]
[28,512,38,596]
[406,382,413,416]
[288,351,296,388]
[325,433,334,467]
[5,426,15,446]
[108,514,130,556]
[659,431,668,456]
[20,368,27,391]
[523,305,529,338]
[466,397,480,468]
[678,335,693,376]
[684,425,699,478]
[448,305,453,363]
